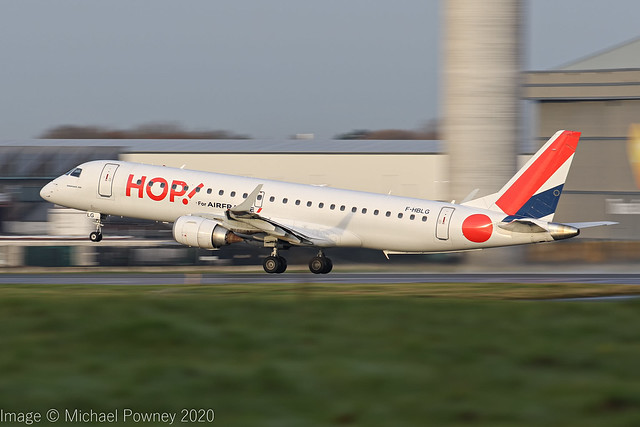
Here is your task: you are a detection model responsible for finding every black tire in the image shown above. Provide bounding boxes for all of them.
[309,256,327,274]
[322,258,333,274]
[89,231,102,242]
[276,256,287,274]
[263,256,283,274]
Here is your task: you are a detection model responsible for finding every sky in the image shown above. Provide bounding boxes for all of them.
[1,0,639,140]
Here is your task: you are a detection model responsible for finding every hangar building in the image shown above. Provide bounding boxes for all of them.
[524,37,640,243]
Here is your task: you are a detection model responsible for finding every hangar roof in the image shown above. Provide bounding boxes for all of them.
[558,36,640,71]
[0,139,442,154]
[524,36,640,100]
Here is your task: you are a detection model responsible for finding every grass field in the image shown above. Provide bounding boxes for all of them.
[1,283,640,426]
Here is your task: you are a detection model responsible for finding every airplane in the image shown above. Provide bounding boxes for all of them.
[40,130,615,274]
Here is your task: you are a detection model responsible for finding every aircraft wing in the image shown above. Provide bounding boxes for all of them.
[194,210,337,246]
[192,185,339,246]
[229,211,324,245]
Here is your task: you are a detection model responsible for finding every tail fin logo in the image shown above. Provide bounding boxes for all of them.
[494,130,580,220]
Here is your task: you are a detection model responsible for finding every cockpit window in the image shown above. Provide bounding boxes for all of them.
[69,168,82,177]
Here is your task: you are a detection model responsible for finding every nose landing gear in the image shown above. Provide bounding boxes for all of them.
[88,213,105,242]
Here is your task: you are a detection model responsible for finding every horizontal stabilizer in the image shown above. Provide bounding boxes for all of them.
[564,221,618,229]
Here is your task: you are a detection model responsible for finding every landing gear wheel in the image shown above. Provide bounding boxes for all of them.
[323,257,333,274]
[276,256,287,274]
[263,255,287,274]
[89,212,105,242]
[309,256,332,274]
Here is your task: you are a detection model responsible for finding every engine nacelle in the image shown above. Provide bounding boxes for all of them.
[173,216,243,249]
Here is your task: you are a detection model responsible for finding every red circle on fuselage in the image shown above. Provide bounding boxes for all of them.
[462,214,493,243]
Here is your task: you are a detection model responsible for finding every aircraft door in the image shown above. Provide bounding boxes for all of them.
[436,207,455,240]
[98,163,119,198]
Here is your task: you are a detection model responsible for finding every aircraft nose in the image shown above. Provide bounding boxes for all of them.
[40,181,56,200]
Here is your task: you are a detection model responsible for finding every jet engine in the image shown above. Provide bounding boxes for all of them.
[173,216,243,249]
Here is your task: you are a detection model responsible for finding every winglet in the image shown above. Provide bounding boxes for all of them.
[231,184,263,214]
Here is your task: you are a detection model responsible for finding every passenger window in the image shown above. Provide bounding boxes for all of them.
[283,198,288,204]
[136,179,142,185]
[330,204,336,210]
[374,209,379,215]
[269,196,275,202]
[160,182,165,188]
[362,208,367,214]
[230,191,236,197]
[219,190,224,196]
[319,202,324,208]
[195,186,201,192]
[243,193,248,198]
[351,207,357,213]
[385,211,391,217]
[171,184,177,189]
[148,181,154,187]
[307,201,312,207]
[422,216,428,222]
[257,194,262,200]
[70,168,82,178]
[296,200,301,205]
[340,205,346,211]
[410,214,415,220]
[398,213,403,219]
[184,186,189,191]
[207,188,212,194]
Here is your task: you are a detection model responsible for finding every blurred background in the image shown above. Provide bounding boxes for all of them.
[1,0,639,268]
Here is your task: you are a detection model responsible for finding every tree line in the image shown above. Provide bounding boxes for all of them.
[40,123,250,140]
[40,120,439,140]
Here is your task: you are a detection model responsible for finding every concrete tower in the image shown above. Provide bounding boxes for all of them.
[443,0,523,203]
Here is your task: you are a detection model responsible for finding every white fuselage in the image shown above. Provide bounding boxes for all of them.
[41,160,558,252]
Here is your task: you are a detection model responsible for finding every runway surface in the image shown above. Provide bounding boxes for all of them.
[1,272,640,285]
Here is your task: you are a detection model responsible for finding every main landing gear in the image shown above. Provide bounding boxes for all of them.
[309,250,333,274]
[263,248,288,274]
[261,248,333,274]
[89,213,105,242]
